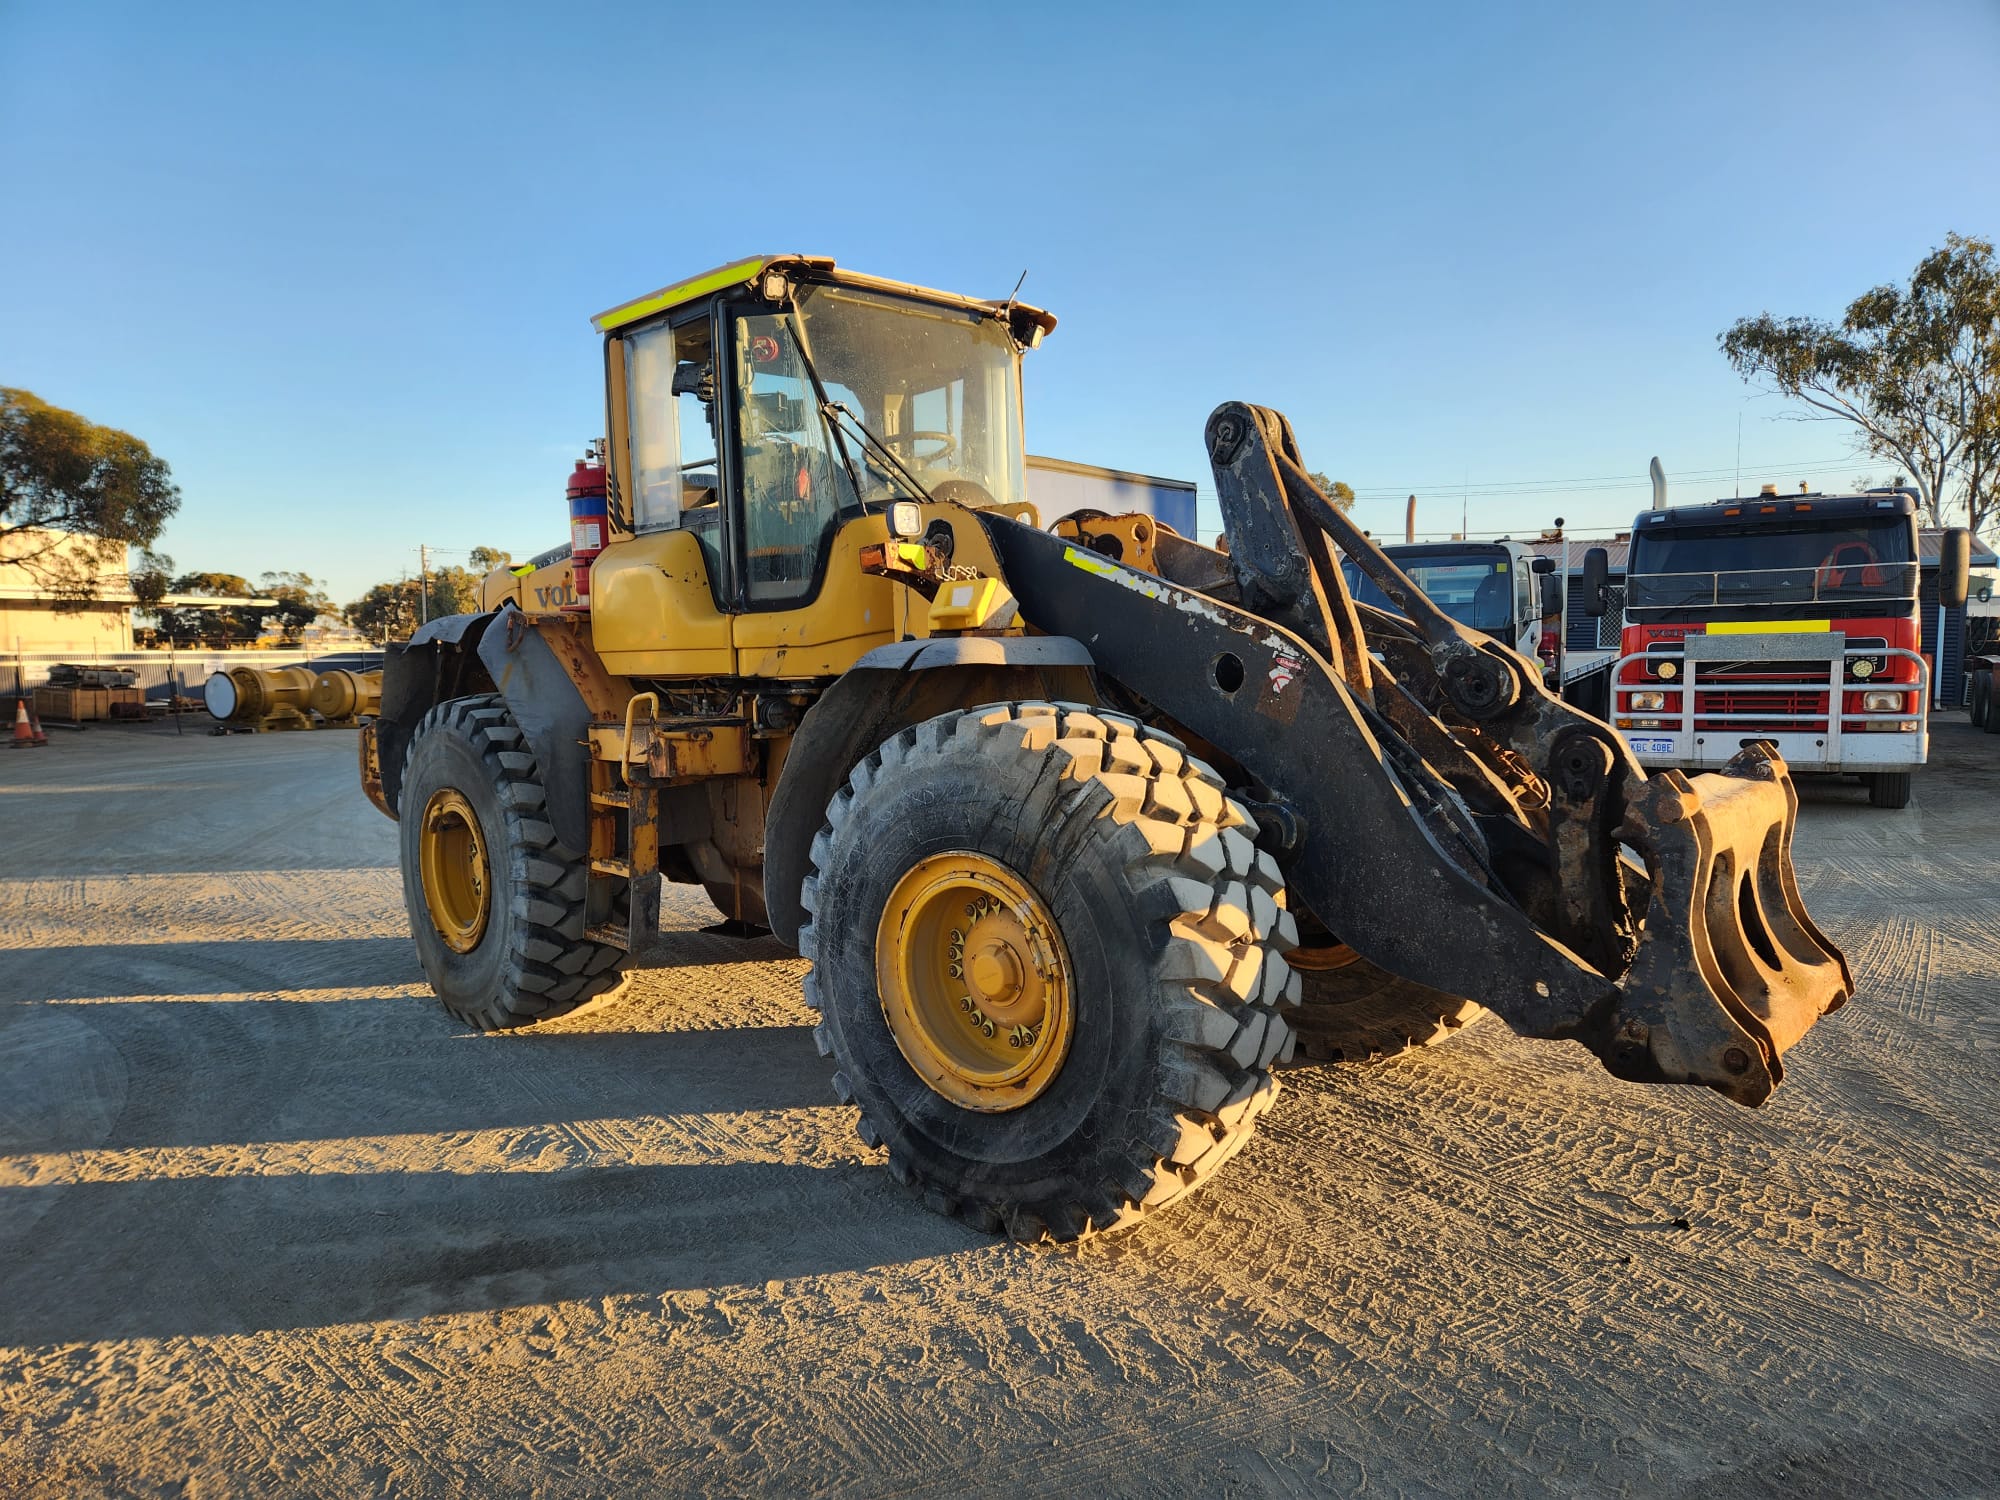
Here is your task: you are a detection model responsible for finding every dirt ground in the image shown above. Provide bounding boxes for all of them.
[1,714,1995,1499]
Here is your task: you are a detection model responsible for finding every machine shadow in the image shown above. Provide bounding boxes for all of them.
[0,1156,984,1346]
[10,1003,839,1154]
[633,926,801,969]
[3,937,426,1001]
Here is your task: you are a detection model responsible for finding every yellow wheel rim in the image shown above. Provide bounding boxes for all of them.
[875,852,1073,1112]
[419,788,491,954]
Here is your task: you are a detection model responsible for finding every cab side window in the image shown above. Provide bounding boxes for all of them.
[625,319,721,533]
[734,314,857,606]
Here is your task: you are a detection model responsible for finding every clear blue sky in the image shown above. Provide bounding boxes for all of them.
[5,0,1998,604]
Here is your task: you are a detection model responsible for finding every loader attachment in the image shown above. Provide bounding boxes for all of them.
[979,402,1852,1105]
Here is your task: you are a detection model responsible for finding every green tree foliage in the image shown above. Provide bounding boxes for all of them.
[1306,471,1356,510]
[345,580,420,644]
[156,571,272,649]
[348,545,512,643]
[259,571,334,645]
[129,549,174,613]
[0,388,181,598]
[1721,232,2000,532]
[422,565,483,621]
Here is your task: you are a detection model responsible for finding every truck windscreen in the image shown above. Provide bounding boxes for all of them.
[1626,518,1916,611]
[1342,554,1515,632]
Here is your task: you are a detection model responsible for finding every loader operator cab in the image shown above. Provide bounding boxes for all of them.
[602,257,1049,613]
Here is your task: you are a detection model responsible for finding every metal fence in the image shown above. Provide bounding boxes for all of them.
[6,649,384,701]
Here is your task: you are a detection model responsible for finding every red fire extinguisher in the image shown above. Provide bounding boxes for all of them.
[562,458,608,613]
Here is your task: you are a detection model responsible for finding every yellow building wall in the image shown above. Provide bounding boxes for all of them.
[0,600,136,656]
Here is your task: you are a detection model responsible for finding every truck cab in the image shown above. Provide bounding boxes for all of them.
[1342,539,1562,674]
[1589,488,1967,809]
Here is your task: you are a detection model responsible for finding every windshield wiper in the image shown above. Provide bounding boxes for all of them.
[781,303,936,510]
[822,400,937,505]
[781,304,871,509]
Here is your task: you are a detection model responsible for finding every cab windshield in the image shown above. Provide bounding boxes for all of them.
[1626,519,1917,611]
[1342,552,1517,632]
[742,284,1024,510]
[727,283,1025,604]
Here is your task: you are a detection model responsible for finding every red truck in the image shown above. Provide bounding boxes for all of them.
[1581,486,1968,809]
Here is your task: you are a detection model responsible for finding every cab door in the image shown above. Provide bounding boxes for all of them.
[721,306,897,678]
[590,309,735,678]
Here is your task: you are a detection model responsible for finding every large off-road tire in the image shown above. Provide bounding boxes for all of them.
[1283,948,1487,1064]
[1867,770,1913,809]
[801,701,1300,1242]
[399,694,630,1029]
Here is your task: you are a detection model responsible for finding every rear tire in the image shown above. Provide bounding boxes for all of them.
[1970,671,1989,729]
[1866,770,1913,809]
[801,701,1300,1241]
[399,694,631,1029]
[1283,949,1487,1063]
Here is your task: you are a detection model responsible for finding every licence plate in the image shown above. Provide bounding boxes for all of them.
[1626,736,1676,756]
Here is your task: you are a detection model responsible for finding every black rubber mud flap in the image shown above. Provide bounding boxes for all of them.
[475,613,594,855]
[762,636,1095,949]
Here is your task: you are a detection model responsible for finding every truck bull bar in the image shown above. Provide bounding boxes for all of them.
[1614,643,1928,771]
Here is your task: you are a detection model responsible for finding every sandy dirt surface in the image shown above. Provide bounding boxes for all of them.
[1,717,1995,1498]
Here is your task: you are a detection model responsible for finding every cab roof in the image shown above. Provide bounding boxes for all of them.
[590,254,1058,338]
[1637,491,1918,532]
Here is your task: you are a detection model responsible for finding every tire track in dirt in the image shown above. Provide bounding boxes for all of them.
[2,720,1997,1498]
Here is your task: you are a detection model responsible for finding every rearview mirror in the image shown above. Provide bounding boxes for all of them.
[1582,547,1610,617]
[1939,527,1971,610]
[1539,572,1562,620]
[1531,555,1555,575]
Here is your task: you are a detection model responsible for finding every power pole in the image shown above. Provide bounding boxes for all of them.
[419,544,430,625]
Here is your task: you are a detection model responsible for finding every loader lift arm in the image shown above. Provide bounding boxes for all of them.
[980,402,1852,1106]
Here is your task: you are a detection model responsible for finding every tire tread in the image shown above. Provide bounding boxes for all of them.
[801,699,1300,1241]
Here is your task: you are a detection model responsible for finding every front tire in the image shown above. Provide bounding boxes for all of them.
[399,694,630,1029]
[801,701,1300,1241]
[1867,770,1913,809]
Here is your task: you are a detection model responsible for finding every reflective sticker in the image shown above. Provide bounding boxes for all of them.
[1706,620,1830,635]
[1062,544,1123,578]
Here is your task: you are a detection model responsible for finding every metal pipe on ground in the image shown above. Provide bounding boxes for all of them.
[203,666,317,731]
[309,668,382,723]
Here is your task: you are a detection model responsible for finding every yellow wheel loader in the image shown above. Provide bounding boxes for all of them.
[360,256,1852,1241]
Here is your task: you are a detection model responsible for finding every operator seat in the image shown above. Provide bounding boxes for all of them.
[1471,571,1511,632]
[1819,541,1884,590]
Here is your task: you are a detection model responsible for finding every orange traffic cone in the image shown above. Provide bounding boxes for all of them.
[10,698,40,749]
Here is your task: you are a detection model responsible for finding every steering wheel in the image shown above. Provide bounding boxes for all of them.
[887,430,958,465]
